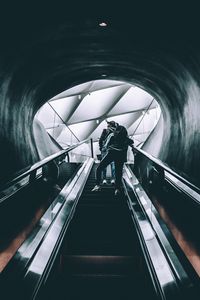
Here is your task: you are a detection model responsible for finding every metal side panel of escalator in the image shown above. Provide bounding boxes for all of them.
[1,161,186,300]
[0,160,89,299]
[37,163,158,300]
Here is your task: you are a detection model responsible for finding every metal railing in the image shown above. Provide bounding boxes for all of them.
[132,146,200,196]
[0,138,94,196]
[123,165,198,299]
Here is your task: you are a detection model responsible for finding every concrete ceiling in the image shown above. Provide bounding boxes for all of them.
[0,2,200,183]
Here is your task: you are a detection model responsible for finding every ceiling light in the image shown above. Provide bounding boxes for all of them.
[99,22,107,27]
[78,95,81,100]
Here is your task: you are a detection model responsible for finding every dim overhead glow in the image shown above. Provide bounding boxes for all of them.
[99,22,107,27]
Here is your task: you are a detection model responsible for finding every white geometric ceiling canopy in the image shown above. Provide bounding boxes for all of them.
[50,79,126,100]
[36,79,161,146]
[68,84,130,124]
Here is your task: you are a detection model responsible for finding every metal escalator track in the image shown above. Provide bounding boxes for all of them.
[2,160,194,299]
[0,162,81,280]
[39,164,157,300]
[123,163,200,300]
[0,162,80,248]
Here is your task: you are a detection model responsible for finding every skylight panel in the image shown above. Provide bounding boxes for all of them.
[68,85,126,124]
[50,95,80,122]
[68,120,98,141]
[109,86,156,115]
[36,103,63,129]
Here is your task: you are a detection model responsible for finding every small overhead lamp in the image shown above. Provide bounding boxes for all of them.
[99,22,107,27]
[78,94,81,100]
[96,119,99,124]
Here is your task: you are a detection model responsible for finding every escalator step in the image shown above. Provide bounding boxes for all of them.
[61,255,138,275]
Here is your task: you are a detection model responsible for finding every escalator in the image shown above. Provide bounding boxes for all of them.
[1,157,197,299]
[131,145,200,281]
[38,164,157,300]
[0,161,80,272]
[123,163,200,299]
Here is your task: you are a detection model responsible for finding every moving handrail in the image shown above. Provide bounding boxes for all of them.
[0,138,94,194]
[133,146,200,195]
[1,158,94,299]
[123,164,198,299]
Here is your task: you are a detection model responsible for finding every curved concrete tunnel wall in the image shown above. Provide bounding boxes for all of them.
[0,19,200,185]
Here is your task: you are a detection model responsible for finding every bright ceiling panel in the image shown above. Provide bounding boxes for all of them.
[128,107,161,136]
[55,125,80,147]
[50,95,80,122]
[68,85,129,124]
[68,120,98,141]
[109,86,156,115]
[36,103,63,128]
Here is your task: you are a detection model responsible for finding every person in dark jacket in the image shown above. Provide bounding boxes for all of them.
[99,121,115,184]
[92,121,134,195]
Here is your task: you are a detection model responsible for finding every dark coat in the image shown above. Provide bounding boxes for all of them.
[106,125,134,162]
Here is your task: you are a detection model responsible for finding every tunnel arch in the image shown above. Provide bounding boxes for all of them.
[0,19,200,184]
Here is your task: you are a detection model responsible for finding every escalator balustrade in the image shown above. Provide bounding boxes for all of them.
[41,164,157,300]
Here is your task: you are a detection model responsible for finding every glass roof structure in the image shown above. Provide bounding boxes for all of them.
[36,80,161,148]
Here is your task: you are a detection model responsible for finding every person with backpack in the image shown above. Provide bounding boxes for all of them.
[92,121,134,196]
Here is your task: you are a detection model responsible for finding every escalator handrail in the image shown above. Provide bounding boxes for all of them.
[0,138,92,192]
[1,157,94,299]
[133,146,200,194]
[123,165,195,299]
